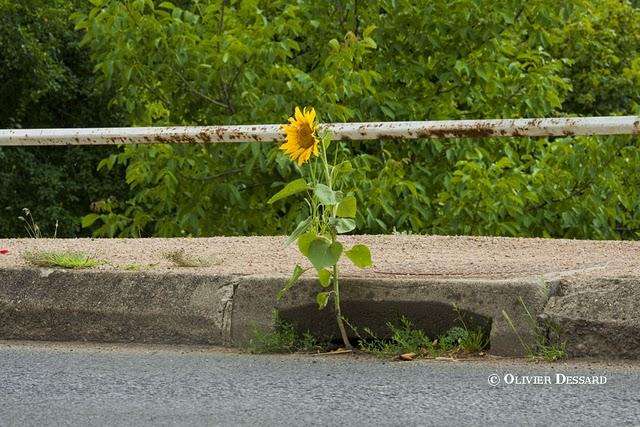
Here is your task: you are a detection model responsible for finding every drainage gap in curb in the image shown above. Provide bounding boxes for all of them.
[278,300,492,349]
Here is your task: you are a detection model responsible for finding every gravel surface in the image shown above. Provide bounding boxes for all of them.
[1,341,639,427]
[1,235,638,279]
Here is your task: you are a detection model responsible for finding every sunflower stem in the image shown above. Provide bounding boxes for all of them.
[309,157,319,224]
[309,156,317,184]
[320,133,351,349]
[332,256,352,349]
[320,135,332,189]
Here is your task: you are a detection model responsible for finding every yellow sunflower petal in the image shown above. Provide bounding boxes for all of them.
[306,108,316,125]
[292,146,307,158]
[279,143,291,153]
[303,149,312,164]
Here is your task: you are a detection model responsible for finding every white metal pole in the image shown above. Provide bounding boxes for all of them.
[0,116,638,146]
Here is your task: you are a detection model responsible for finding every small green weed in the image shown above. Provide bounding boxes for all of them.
[536,344,567,362]
[248,312,321,354]
[451,304,489,353]
[359,317,431,356]
[534,320,567,362]
[502,297,567,362]
[23,251,100,269]
[359,317,488,359]
[459,328,489,353]
[439,326,467,350]
[391,227,415,236]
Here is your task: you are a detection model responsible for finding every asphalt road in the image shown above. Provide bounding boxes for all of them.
[1,342,639,426]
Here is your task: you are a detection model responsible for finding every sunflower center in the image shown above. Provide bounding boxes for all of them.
[297,123,315,149]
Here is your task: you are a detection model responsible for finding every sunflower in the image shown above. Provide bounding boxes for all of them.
[280,106,320,166]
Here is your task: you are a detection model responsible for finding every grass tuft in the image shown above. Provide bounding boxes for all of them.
[459,328,489,353]
[358,317,488,359]
[248,311,321,354]
[17,208,57,238]
[23,251,100,269]
[502,297,567,362]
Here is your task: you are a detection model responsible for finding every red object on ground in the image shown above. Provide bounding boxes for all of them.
[0,250,8,255]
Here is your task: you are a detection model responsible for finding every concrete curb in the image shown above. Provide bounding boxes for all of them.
[1,236,638,358]
[0,268,236,345]
[0,267,589,357]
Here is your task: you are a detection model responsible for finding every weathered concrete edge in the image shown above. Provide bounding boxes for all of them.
[541,276,640,358]
[0,267,559,356]
[0,268,239,345]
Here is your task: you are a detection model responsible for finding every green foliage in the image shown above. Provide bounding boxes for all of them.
[359,317,488,358]
[2,1,638,240]
[554,0,640,116]
[439,326,469,350]
[344,244,372,268]
[267,179,308,204]
[278,264,307,300]
[307,238,343,271]
[67,0,640,240]
[0,146,130,238]
[0,0,90,128]
[0,0,128,238]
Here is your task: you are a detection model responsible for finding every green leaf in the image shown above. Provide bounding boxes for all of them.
[321,131,334,147]
[333,160,353,175]
[297,232,317,256]
[286,217,312,245]
[336,195,357,218]
[315,184,338,205]
[334,218,356,234]
[158,1,175,10]
[277,264,308,300]
[81,214,100,228]
[345,244,373,268]
[307,238,343,270]
[318,269,332,288]
[267,179,308,204]
[316,292,330,309]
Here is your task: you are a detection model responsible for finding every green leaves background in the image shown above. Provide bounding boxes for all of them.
[2,0,640,240]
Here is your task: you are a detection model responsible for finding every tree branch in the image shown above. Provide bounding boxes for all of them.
[169,64,229,109]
